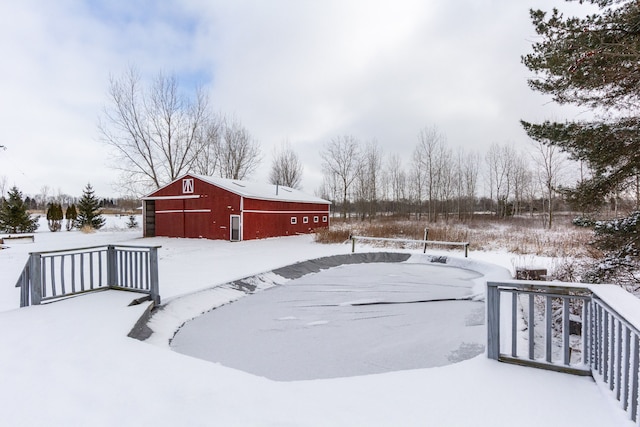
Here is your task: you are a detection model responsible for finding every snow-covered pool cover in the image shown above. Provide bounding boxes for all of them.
[171,261,486,380]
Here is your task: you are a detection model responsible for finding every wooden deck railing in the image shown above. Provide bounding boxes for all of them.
[487,280,640,423]
[15,244,161,307]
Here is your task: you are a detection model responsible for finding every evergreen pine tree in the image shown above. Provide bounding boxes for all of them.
[521,0,640,284]
[0,186,39,233]
[126,214,139,229]
[75,184,105,230]
[521,0,640,207]
[65,204,78,231]
[46,203,64,232]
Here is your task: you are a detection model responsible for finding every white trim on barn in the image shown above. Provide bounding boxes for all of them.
[243,209,330,214]
[156,209,212,214]
[144,195,202,200]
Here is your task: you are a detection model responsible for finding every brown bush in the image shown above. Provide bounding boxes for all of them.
[315,216,595,258]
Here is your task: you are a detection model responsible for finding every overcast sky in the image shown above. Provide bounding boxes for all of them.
[0,0,594,199]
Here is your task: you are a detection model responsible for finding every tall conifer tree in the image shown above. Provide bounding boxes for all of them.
[75,184,105,230]
[0,186,39,233]
[521,0,640,207]
[521,0,640,285]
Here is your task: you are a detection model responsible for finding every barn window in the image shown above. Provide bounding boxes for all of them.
[303,216,309,224]
[313,216,319,223]
[291,217,297,224]
[322,216,328,222]
[182,178,194,194]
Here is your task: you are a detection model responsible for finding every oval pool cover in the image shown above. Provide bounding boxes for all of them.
[171,262,486,381]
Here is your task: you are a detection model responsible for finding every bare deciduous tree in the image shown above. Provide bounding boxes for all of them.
[269,140,303,189]
[532,139,567,228]
[35,185,51,210]
[486,143,517,217]
[216,117,262,180]
[414,126,447,221]
[386,153,407,205]
[321,135,362,218]
[354,141,382,219]
[409,150,426,219]
[99,66,211,194]
[192,115,223,177]
[0,176,7,198]
[507,155,530,217]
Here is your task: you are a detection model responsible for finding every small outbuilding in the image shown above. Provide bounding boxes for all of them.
[142,174,331,241]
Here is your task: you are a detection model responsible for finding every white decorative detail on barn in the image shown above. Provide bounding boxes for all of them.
[182,178,194,194]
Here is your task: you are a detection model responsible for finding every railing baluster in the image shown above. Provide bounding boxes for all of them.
[615,320,622,398]
[60,255,66,295]
[511,291,517,357]
[42,257,47,298]
[119,251,124,287]
[563,297,570,365]
[89,251,95,289]
[630,334,639,422]
[50,256,57,297]
[623,326,631,411]
[609,316,615,390]
[145,251,150,290]
[122,250,127,287]
[545,296,553,363]
[137,251,142,289]
[596,303,602,374]
[80,253,85,291]
[98,250,103,287]
[604,311,610,383]
[582,300,589,366]
[127,251,133,287]
[528,293,535,360]
[71,254,76,293]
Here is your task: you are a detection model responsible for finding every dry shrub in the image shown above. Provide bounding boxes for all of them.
[80,225,96,234]
[314,227,351,244]
[317,215,596,258]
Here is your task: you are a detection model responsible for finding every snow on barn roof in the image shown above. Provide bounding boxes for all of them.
[191,174,331,204]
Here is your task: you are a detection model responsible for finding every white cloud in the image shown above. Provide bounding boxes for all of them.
[0,0,598,197]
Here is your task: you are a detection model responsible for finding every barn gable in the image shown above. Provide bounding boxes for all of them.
[143,174,331,241]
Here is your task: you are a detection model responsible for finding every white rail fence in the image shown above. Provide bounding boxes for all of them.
[487,280,640,423]
[15,244,161,307]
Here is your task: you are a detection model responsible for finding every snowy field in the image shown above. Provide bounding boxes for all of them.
[0,216,633,426]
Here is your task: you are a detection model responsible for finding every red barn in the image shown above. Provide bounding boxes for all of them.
[142,174,331,241]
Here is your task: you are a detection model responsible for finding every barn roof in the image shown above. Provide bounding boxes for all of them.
[146,174,331,205]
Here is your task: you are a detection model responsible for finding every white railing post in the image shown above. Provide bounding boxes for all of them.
[29,253,42,305]
[106,245,117,287]
[486,282,500,360]
[149,247,160,305]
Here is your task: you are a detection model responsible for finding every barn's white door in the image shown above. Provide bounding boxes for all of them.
[230,215,241,241]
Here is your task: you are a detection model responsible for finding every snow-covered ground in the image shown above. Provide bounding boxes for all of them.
[0,216,633,426]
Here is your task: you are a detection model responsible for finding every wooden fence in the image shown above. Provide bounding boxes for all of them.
[15,244,161,307]
[487,280,640,423]
[349,235,470,257]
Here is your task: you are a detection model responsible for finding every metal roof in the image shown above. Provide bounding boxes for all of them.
[145,174,331,205]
